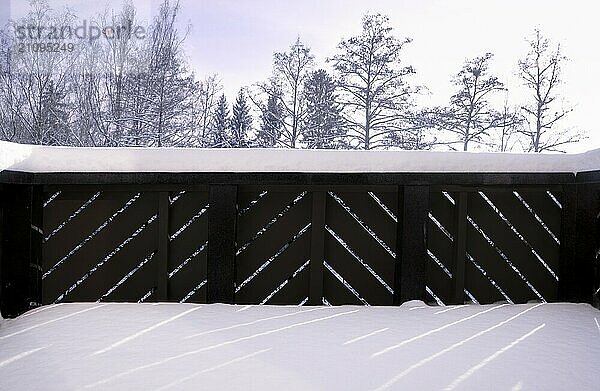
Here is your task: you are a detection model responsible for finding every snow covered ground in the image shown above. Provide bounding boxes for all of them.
[1,302,599,390]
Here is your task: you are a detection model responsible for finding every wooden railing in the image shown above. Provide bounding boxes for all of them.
[1,147,598,317]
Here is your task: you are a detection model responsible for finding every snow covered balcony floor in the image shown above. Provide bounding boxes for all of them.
[1,302,599,390]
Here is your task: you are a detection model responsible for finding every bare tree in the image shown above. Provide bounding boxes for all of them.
[98,3,141,146]
[193,74,221,146]
[1,0,78,145]
[435,53,509,151]
[252,38,313,148]
[518,29,583,152]
[487,95,524,152]
[329,14,418,150]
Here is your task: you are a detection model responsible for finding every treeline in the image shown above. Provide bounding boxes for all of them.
[0,0,584,152]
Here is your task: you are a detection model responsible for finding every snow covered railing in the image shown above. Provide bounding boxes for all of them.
[0,142,599,317]
[2,140,600,174]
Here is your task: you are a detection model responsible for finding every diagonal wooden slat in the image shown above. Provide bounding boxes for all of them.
[236,191,307,245]
[485,191,560,275]
[324,231,393,305]
[466,223,534,303]
[323,264,363,305]
[168,191,209,237]
[235,196,311,283]
[264,265,309,305]
[331,191,397,249]
[43,192,100,240]
[168,212,208,274]
[464,257,506,304]
[102,251,158,302]
[426,255,453,305]
[43,192,138,272]
[43,192,158,301]
[467,192,558,301]
[369,191,398,221]
[430,190,457,238]
[168,246,207,303]
[518,191,562,237]
[51,216,158,303]
[237,190,268,215]
[180,281,207,303]
[427,220,454,270]
[325,197,395,287]
[236,229,311,303]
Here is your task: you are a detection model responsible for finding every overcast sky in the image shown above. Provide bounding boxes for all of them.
[180,0,599,152]
[8,0,600,152]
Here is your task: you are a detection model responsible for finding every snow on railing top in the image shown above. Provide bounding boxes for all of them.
[1,140,599,174]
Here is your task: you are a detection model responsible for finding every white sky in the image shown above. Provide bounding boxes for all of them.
[7,0,600,152]
[179,0,600,152]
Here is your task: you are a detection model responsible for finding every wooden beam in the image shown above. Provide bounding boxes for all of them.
[397,185,430,303]
[155,192,169,301]
[207,185,237,304]
[451,192,468,304]
[308,191,325,305]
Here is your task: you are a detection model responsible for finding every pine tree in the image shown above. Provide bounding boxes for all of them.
[256,87,284,147]
[303,69,347,149]
[40,80,71,146]
[229,89,252,148]
[210,94,230,147]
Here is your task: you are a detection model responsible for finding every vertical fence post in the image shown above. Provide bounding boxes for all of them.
[207,185,237,304]
[0,184,42,317]
[308,191,325,305]
[0,185,4,316]
[451,192,468,304]
[396,185,430,304]
[155,192,169,301]
[29,185,43,309]
[575,181,597,304]
[592,182,600,308]
[559,180,597,303]
[558,183,577,301]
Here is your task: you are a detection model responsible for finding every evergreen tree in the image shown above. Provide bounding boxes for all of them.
[209,94,230,147]
[256,86,284,147]
[303,69,347,149]
[230,89,252,148]
[40,80,71,146]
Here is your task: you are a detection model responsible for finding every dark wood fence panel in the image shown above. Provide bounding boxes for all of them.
[324,188,397,305]
[235,187,312,305]
[5,169,600,317]
[234,186,398,306]
[167,190,209,303]
[41,187,210,305]
[42,190,160,303]
[427,186,562,305]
